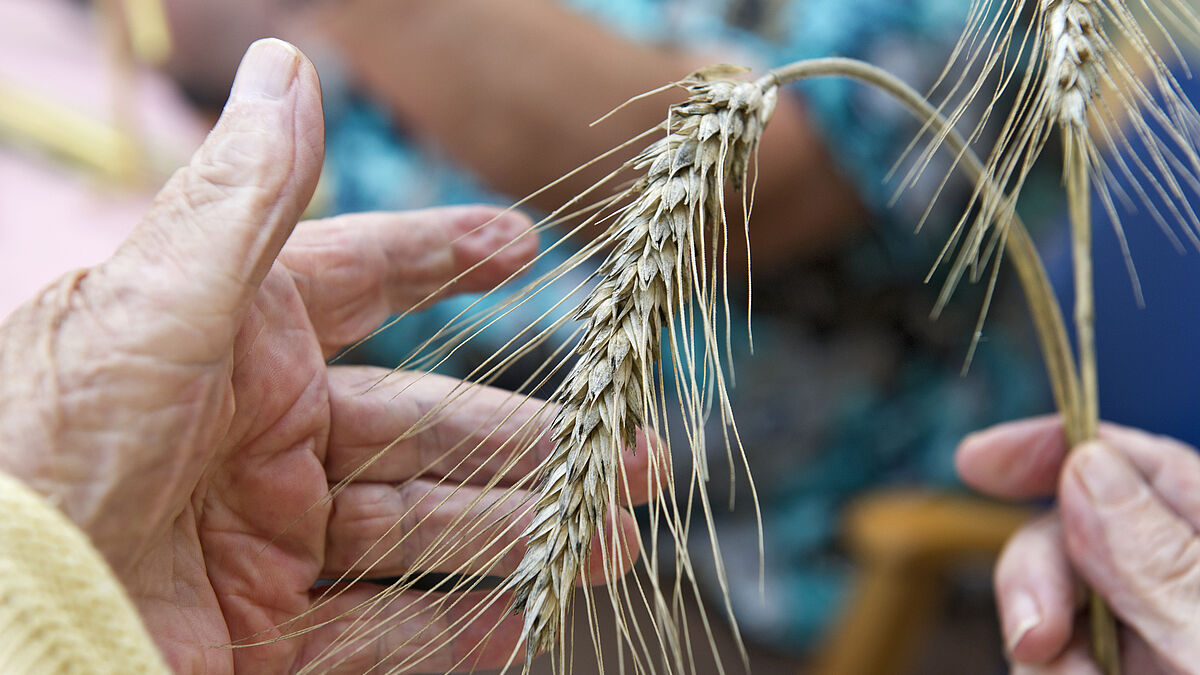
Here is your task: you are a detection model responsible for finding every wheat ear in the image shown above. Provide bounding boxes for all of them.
[506,76,777,663]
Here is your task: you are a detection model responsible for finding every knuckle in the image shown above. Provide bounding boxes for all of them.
[330,486,405,572]
[393,480,437,572]
[196,104,291,193]
[1141,533,1200,596]
[283,221,383,346]
[995,513,1060,587]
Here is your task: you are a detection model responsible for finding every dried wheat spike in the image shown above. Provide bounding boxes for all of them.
[506,76,776,662]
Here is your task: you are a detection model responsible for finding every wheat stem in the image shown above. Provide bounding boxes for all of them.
[1051,0,1120,665]
[1065,129,1098,444]
[1067,118,1120,675]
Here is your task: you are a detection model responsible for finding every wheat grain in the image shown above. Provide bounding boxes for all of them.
[505,75,776,663]
[1046,0,1101,127]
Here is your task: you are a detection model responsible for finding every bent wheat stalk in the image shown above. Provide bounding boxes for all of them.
[501,53,1097,671]
[760,57,1081,441]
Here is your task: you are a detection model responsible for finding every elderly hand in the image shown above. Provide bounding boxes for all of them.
[0,39,654,673]
[956,417,1200,674]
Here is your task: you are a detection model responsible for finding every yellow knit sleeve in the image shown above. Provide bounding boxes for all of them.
[0,471,169,674]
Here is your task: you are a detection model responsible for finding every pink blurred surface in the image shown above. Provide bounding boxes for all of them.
[0,152,151,317]
[0,0,207,318]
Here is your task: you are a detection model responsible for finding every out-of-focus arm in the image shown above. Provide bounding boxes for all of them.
[312,0,865,273]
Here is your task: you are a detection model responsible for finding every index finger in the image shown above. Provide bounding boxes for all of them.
[325,366,660,505]
[994,513,1082,665]
[280,206,536,356]
[956,415,1069,499]
[955,416,1200,504]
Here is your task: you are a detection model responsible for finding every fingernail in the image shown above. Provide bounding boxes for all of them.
[1075,442,1140,505]
[229,38,299,102]
[1004,590,1042,653]
[958,429,982,452]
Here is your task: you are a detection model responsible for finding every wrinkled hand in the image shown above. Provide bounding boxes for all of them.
[957,417,1200,674]
[0,40,654,673]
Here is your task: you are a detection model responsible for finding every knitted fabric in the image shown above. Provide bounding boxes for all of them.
[0,471,168,673]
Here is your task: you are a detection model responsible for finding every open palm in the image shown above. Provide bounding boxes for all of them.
[0,40,651,673]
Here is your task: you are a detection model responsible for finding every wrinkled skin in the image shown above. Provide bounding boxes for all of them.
[0,40,653,673]
[957,417,1200,674]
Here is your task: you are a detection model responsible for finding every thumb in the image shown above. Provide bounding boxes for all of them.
[101,38,324,355]
[1060,441,1200,671]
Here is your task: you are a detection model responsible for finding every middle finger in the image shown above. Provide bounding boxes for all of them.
[995,512,1082,665]
[323,478,642,582]
[325,366,661,505]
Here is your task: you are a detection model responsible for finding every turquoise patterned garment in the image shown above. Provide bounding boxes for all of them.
[320,0,1053,650]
